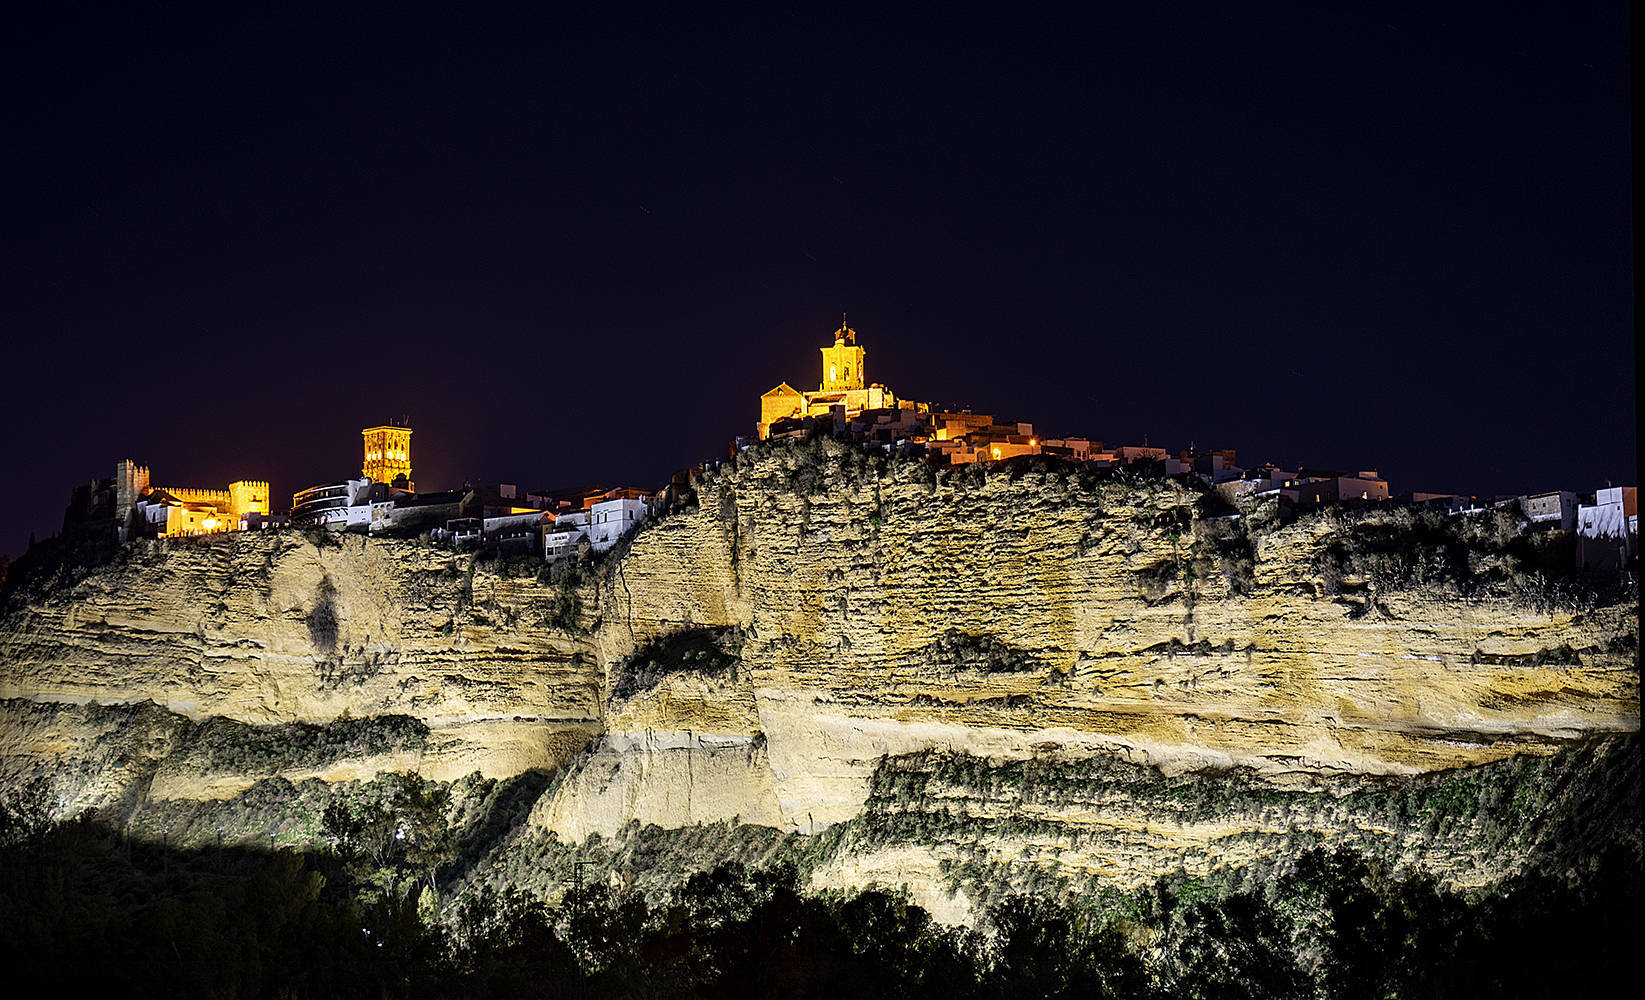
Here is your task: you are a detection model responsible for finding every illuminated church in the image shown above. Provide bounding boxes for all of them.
[757,321,905,439]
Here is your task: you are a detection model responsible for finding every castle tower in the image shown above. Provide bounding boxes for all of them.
[362,424,413,489]
[227,480,271,520]
[115,459,151,523]
[819,319,865,391]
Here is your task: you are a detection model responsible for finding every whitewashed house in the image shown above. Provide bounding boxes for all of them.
[1577,486,1638,570]
[543,496,650,560]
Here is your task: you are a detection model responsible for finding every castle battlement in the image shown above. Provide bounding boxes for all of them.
[157,486,233,504]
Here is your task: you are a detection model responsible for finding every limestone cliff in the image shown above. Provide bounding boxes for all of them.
[1,440,1636,915]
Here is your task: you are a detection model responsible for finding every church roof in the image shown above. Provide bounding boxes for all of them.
[762,382,802,397]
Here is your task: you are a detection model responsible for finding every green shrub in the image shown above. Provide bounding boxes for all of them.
[609,626,744,702]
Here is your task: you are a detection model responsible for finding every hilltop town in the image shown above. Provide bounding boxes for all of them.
[41,321,1640,575]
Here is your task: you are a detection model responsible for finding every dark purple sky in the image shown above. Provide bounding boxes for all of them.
[1,3,1633,558]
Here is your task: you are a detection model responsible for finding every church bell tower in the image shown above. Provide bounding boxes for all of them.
[362,423,413,490]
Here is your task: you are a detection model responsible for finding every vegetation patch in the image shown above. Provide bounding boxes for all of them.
[841,735,1639,900]
[168,713,428,779]
[1194,514,1257,593]
[2,780,1636,998]
[539,560,584,631]
[914,629,1041,674]
[1310,507,1630,611]
[1133,559,1181,603]
[609,626,744,703]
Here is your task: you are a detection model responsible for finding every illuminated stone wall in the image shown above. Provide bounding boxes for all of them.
[759,383,804,437]
[156,486,232,507]
[115,460,151,522]
[228,481,271,519]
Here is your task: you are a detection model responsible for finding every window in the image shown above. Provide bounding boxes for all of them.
[830,364,837,381]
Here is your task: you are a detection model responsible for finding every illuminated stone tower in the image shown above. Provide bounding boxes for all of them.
[820,317,865,391]
[362,424,413,489]
[227,480,271,519]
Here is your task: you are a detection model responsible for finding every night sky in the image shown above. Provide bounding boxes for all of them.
[2,3,1633,559]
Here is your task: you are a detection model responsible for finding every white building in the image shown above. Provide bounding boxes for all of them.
[1577,486,1638,571]
[291,478,378,530]
[543,496,650,560]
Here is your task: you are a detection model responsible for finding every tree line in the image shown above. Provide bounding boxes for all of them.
[1,777,1636,999]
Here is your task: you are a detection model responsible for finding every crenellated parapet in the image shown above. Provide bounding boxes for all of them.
[156,486,233,505]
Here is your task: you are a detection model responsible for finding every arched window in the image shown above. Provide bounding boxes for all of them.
[830,364,837,381]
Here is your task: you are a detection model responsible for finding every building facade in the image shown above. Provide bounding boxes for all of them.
[543,496,651,560]
[291,478,380,530]
[1577,486,1638,570]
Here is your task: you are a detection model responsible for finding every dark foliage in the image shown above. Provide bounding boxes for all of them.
[3,805,1636,1000]
[1313,508,1631,611]
[180,714,429,776]
[916,630,1041,674]
[0,783,1639,1000]
[540,559,584,632]
[609,626,744,702]
[0,525,123,609]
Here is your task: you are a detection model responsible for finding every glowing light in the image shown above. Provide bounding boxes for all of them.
[992,448,1002,459]
[202,517,220,531]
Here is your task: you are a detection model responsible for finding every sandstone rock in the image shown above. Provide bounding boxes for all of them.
[1,444,1635,916]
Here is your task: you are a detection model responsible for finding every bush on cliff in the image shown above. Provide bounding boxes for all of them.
[1312,506,1630,611]
[609,626,744,702]
[915,629,1042,674]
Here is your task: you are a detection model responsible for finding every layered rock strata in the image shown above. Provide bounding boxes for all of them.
[1,441,1635,913]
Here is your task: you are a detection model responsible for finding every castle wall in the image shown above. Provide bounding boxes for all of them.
[157,487,233,506]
